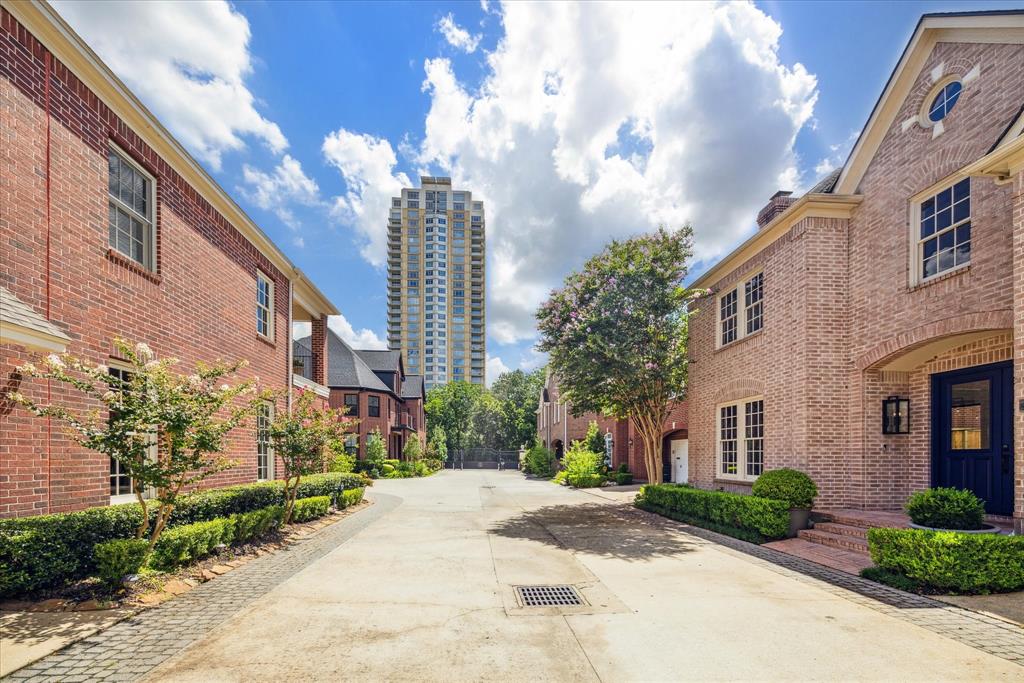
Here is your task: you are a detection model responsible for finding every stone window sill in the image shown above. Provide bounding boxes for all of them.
[715,328,763,354]
[908,263,970,292]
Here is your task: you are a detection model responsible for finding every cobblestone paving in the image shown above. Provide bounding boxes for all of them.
[625,504,1024,666]
[3,495,399,682]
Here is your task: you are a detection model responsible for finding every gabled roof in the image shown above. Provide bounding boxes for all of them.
[294,332,390,393]
[0,285,71,352]
[354,349,403,374]
[401,374,425,400]
[834,10,1024,195]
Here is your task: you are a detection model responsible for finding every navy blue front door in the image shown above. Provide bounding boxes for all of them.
[931,361,1014,516]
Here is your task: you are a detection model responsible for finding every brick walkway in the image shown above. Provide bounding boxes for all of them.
[627,504,1024,666]
[2,495,400,682]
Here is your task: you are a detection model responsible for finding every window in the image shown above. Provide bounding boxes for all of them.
[928,81,962,122]
[919,178,970,281]
[718,272,763,347]
[344,434,359,456]
[108,147,155,270]
[108,366,156,501]
[718,398,764,480]
[256,403,273,481]
[344,393,359,417]
[368,395,381,417]
[720,290,737,346]
[256,271,274,339]
[744,272,763,335]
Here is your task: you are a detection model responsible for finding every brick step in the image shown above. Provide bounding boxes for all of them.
[797,528,870,555]
[813,522,868,540]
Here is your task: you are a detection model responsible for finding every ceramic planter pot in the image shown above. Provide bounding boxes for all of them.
[788,508,811,538]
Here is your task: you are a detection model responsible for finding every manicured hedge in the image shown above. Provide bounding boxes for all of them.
[290,496,331,523]
[0,472,364,597]
[635,484,790,543]
[231,505,284,544]
[94,538,150,585]
[150,518,235,571]
[338,487,365,509]
[867,527,1024,593]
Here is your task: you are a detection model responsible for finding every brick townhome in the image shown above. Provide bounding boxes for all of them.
[536,371,688,482]
[296,331,426,460]
[0,2,338,517]
[687,11,1024,532]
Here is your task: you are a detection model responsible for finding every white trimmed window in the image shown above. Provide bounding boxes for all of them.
[717,397,764,481]
[917,178,970,282]
[108,146,156,270]
[108,365,156,502]
[256,402,274,481]
[256,270,274,339]
[718,272,763,347]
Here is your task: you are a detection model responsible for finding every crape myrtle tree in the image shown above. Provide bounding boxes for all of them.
[536,227,702,485]
[270,387,354,523]
[8,339,268,549]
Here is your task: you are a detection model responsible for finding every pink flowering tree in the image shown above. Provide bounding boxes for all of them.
[269,388,354,523]
[536,227,702,484]
[7,339,269,549]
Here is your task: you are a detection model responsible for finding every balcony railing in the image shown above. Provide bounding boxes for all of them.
[293,352,313,380]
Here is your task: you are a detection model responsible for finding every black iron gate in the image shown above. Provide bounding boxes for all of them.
[448,448,520,470]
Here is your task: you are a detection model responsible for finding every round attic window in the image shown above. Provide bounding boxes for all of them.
[927,81,962,122]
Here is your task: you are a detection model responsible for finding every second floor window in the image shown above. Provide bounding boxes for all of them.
[256,271,274,339]
[344,393,359,417]
[108,147,155,270]
[368,395,381,417]
[919,178,970,281]
[719,272,763,347]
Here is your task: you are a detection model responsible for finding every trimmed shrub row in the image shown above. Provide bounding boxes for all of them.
[635,484,790,542]
[0,472,365,597]
[868,527,1024,593]
[338,487,365,509]
[290,496,331,524]
[150,504,286,571]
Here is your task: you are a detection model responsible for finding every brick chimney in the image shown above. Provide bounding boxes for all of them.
[756,190,795,228]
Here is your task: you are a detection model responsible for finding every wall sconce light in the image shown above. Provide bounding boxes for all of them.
[882,396,910,434]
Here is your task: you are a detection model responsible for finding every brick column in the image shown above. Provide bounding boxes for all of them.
[1013,171,1024,534]
[310,314,328,387]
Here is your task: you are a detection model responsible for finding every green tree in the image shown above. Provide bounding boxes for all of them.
[402,435,422,461]
[536,227,701,484]
[425,381,483,454]
[584,420,606,455]
[491,368,546,449]
[365,428,387,464]
[469,391,503,449]
[8,339,267,549]
[427,425,448,462]
[269,387,354,523]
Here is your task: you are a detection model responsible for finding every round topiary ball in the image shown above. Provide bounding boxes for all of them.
[752,468,818,509]
[904,487,985,530]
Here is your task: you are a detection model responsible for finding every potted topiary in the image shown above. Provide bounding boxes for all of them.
[904,487,999,533]
[752,468,818,538]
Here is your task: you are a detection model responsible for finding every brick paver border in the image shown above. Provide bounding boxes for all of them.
[624,503,1024,666]
[3,494,401,682]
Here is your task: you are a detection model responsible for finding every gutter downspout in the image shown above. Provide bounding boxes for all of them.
[45,50,53,514]
[287,278,293,416]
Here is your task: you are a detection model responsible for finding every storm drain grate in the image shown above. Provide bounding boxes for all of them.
[515,584,584,607]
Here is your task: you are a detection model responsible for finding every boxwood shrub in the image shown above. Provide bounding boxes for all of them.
[231,505,284,544]
[94,538,150,585]
[904,487,985,530]
[338,487,365,509]
[0,472,365,597]
[149,518,235,571]
[751,469,818,509]
[290,496,331,523]
[868,527,1024,593]
[635,484,790,543]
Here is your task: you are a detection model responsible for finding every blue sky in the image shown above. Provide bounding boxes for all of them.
[53,0,1023,383]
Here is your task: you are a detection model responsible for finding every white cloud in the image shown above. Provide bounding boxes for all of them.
[412,1,817,343]
[241,155,321,231]
[322,130,411,267]
[327,315,388,350]
[53,0,286,170]
[437,13,482,53]
[485,354,511,386]
[814,130,859,177]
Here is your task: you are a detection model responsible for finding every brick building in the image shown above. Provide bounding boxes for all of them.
[0,2,338,517]
[296,331,426,460]
[536,371,688,482]
[687,11,1024,532]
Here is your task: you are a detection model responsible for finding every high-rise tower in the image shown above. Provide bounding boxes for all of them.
[387,177,485,390]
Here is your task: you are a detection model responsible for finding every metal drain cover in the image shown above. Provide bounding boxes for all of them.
[515,584,584,607]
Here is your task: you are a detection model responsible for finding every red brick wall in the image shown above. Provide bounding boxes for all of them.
[328,388,424,459]
[0,10,292,517]
[688,39,1023,516]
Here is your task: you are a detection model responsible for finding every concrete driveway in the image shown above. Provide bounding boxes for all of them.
[149,470,1022,682]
